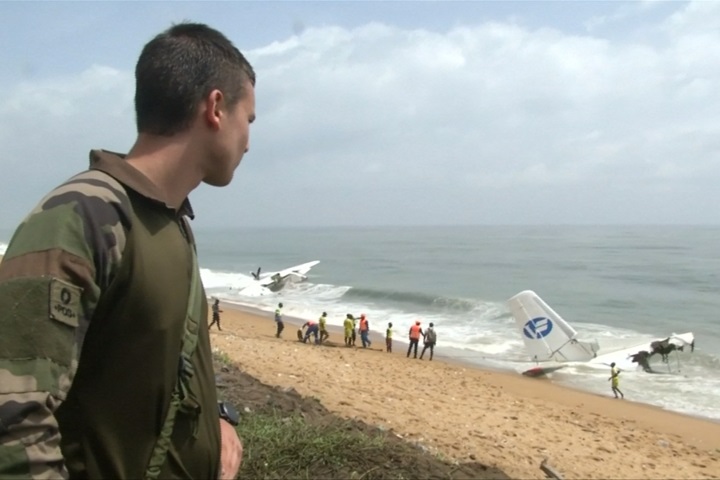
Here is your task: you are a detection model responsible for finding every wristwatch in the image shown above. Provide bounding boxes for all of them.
[218,402,240,426]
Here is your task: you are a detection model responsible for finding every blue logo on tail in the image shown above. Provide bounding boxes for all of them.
[523,317,553,339]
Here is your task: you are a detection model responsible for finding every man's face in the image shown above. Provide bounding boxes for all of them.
[204,80,256,186]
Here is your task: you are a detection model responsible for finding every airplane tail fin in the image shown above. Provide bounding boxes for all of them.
[251,267,261,281]
[507,290,599,363]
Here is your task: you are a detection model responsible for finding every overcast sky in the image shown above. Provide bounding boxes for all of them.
[1,1,718,229]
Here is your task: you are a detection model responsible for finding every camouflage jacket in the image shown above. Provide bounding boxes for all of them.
[0,150,220,479]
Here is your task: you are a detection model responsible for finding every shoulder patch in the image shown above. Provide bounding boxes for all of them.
[49,278,82,328]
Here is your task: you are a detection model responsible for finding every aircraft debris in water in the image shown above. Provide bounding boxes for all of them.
[507,290,695,377]
[238,261,320,296]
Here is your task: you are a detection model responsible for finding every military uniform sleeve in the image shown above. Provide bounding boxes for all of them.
[0,171,131,479]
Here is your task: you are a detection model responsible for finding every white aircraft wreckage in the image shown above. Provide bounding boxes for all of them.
[507,290,695,377]
[237,261,320,297]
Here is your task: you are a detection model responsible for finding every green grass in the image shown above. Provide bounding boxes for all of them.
[236,410,393,480]
[214,350,232,366]
[214,350,509,480]
[213,350,405,478]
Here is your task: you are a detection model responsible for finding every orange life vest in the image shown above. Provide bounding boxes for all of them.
[409,324,421,340]
[359,318,369,332]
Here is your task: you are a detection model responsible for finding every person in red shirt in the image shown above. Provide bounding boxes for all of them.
[302,320,320,344]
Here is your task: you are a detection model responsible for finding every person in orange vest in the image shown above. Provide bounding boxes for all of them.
[407,320,424,359]
[358,313,372,348]
[301,319,319,344]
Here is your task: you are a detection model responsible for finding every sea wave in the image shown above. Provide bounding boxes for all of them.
[343,286,491,313]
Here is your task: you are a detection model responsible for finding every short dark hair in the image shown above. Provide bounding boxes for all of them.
[134,22,256,136]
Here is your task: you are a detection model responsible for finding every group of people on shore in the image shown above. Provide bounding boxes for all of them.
[406,320,437,360]
[264,303,438,360]
[214,299,624,396]
[342,313,371,348]
[299,310,330,344]
[213,299,627,399]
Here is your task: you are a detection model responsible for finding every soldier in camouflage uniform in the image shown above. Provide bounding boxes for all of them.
[0,23,255,479]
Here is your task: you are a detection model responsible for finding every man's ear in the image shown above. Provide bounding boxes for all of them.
[204,89,225,130]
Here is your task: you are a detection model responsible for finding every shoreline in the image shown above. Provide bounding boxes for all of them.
[211,300,720,479]
[221,298,720,426]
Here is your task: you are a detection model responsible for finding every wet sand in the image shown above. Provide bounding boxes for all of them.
[209,302,720,479]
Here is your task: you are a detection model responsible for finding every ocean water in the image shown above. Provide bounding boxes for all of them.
[2,225,719,420]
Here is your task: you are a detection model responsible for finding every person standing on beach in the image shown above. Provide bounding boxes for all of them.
[407,320,424,359]
[351,314,358,346]
[0,22,252,479]
[318,311,329,343]
[359,313,372,348]
[420,322,437,361]
[209,298,223,331]
[608,362,624,399]
[386,322,393,353]
[275,302,285,338]
[344,314,354,347]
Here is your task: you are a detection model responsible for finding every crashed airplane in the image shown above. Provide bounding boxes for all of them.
[238,261,320,296]
[507,290,695,377]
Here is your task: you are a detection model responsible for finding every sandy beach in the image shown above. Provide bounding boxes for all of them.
[210,302,720,480]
